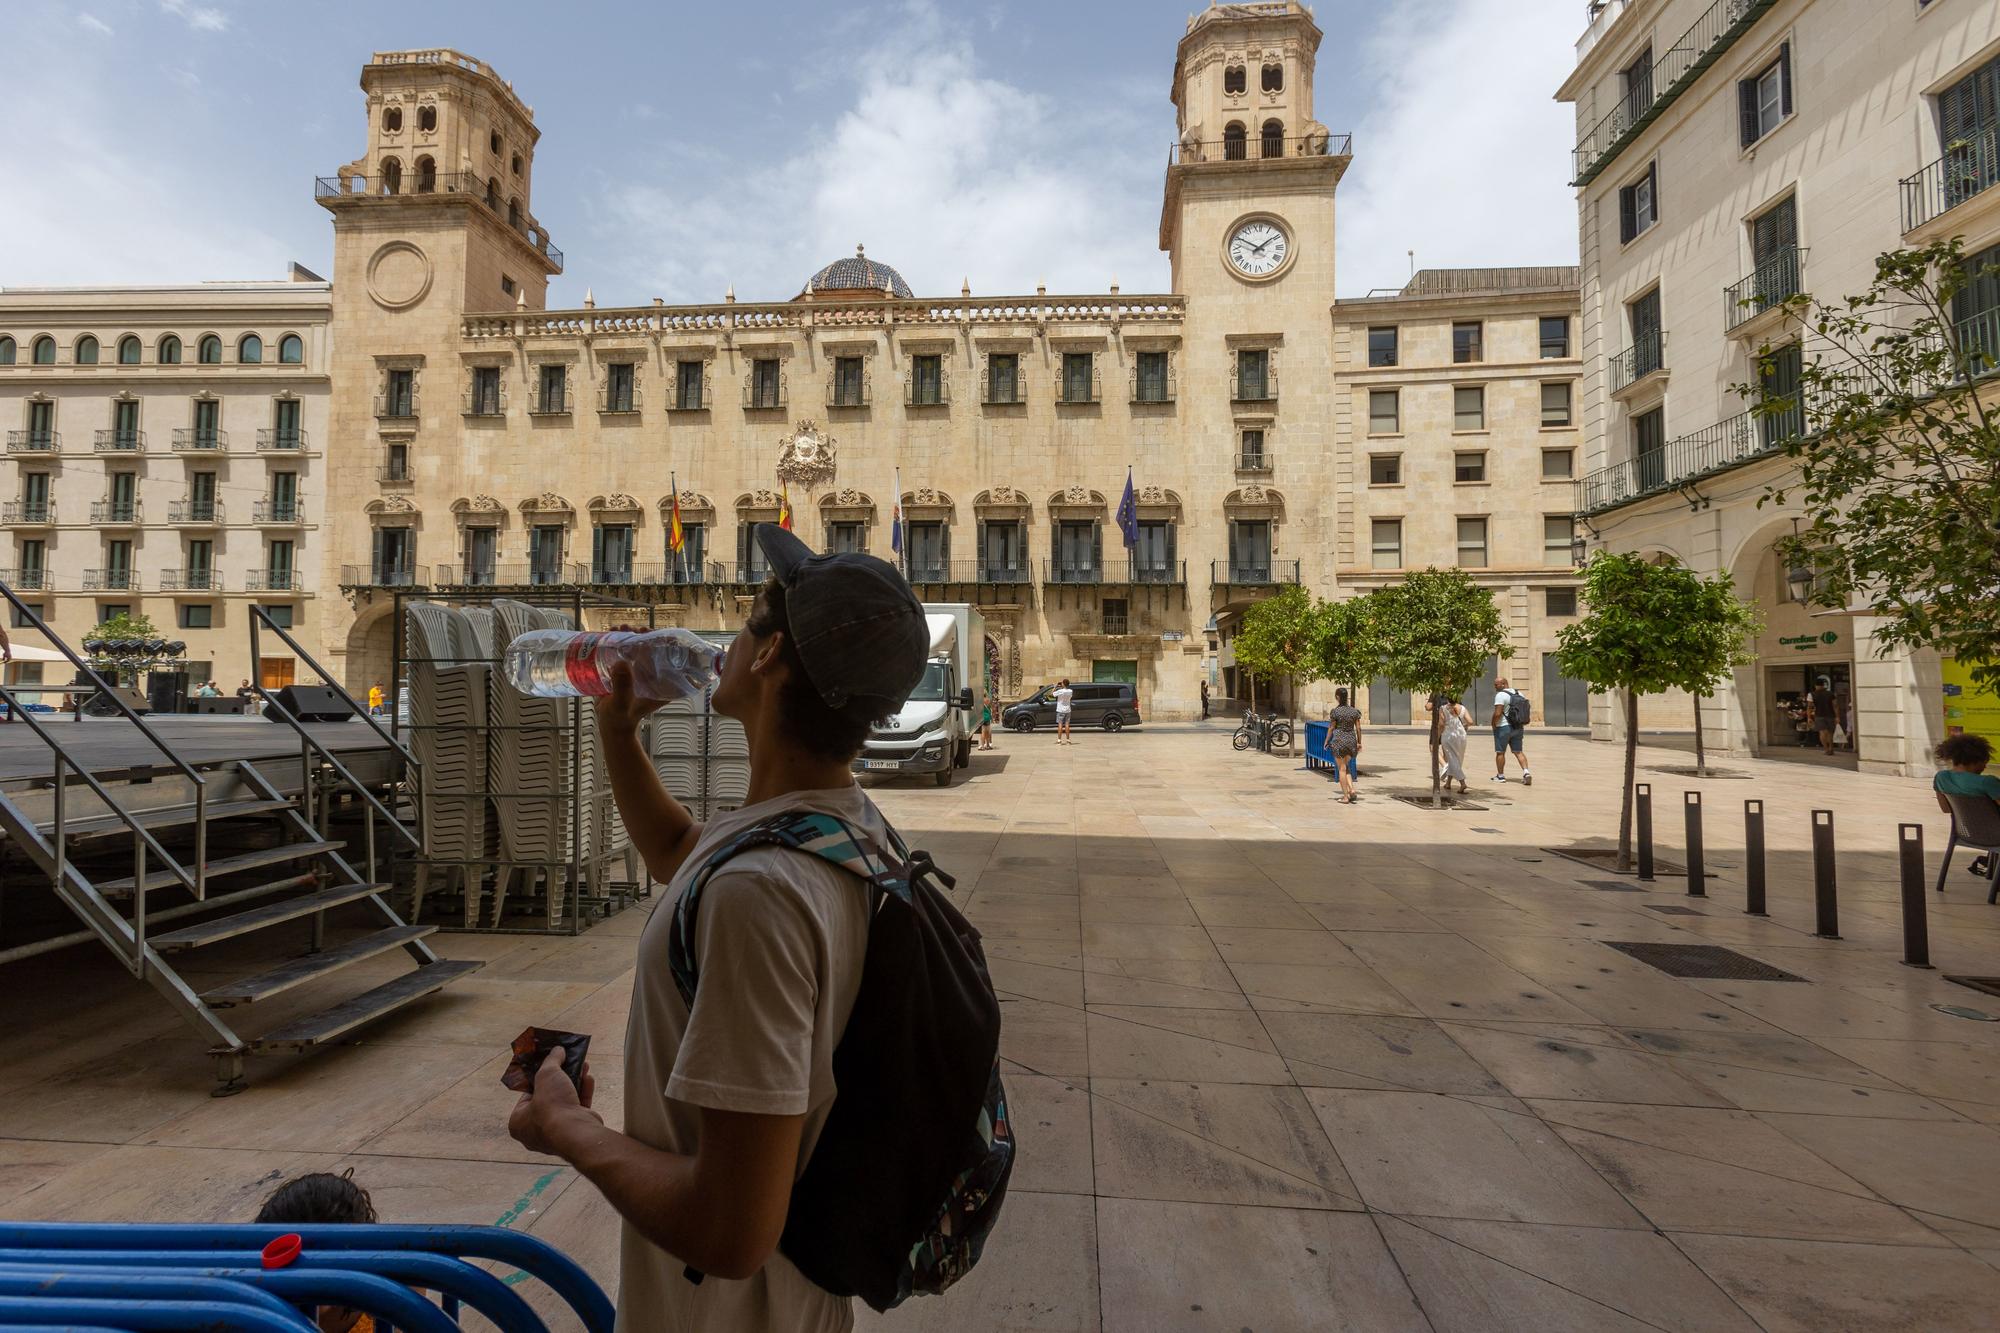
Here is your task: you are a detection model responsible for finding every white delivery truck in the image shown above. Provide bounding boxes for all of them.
[852,602,986,787]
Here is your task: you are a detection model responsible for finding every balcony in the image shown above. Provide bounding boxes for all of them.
[0,568,51,591]
[904,368,950,408]
[462,385,507,417]
[1724,247,1805,335]
[160,569,222,592]
[1057,369,1102,406]
[598,381,643,415]
[1168,132,1353,165]
[378,462,412,484]
[340,564,421,589]
[244,570,302,593]
[1902,126,2000,237]
[1130,367,1177,405]
[1,501,53,525]
[94,429,145,453]
[1232,368,1279,404]
[1571,0,1776,186]
[375,392,420,421]
[90,500,142,525]
[1609,333,1667,395]
[1211,559,1301,588]
[171,428,226,452]
[168,500,223,526]
[982,375,1027,407]
[825,372,872,410]
[743,372,788,411]
[315,170,562,272]
[1237,451,1273,474]
[82,569,141,592]
[256,427,308,451]
[6,430,58,454]
[253,498,304,525]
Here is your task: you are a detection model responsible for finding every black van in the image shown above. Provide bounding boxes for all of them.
[1001,682,1142,732]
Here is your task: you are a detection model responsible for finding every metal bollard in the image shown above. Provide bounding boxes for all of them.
[1744,799,1767,916]
[1635,783,1655,881]
[1899,823,1932,969]
[1684,791,1706,897]
[1811,809,1840,939]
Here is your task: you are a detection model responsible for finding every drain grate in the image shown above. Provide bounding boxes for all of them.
[1643,904,1704,915]
[1605,941,1806,981]
[1583,879,1645,893]
[1945,975,2000,1001]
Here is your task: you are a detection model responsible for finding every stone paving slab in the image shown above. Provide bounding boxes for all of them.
[4,727,2000,1330]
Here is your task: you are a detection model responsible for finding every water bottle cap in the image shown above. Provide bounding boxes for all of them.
[262,1233,303,1268]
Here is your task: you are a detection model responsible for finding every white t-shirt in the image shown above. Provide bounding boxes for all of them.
[1052,686,1074,715]
[619,784,877,1333]
[1493,688,1519,727]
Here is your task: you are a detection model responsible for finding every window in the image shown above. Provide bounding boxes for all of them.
[1061,352,1095,403]
[1456,517,1489,568]
[1739,43,1793,146]
[1633,406,1667,489]
[1454,452,1487,483]
[18,539,46,582]
[1370,519,1402,569]
[508,198,521,228]
[112,400,139,446]
[1223,121,1247,160]
[1759,342,1804,447]
[1541,382,1573,427]
[537,363,567,413]
[670,522,707,583]
[1368,388,1399,434]
[750,357,783,409]
[415,155,437,193]
[490,131,502,154]
[470,366,502,416]
[278,334,302,364]
[1235,348,1270,400]
[187,471,218,522]
[9,602,42,629]
[1224,66,1246,95]
[198,335,222,364]
[1539,316,1570,358]
[500,275,516,297]
[75,336,98,365]
[1544,515,1576,565]
[1054,519,1100,581]
[261,603,294,629]
[0,337,13,364]
[267,538,295,583]
[485,178,499,209]
[178,604,213,630]
[1133,521,1174,582]
[384,440,410,481]
[1452,322,1483,363]
[158,335,181,364]
[270,471,298,522]
[383,106,403,132]
[910,354,943,406]
[827,521,867,555]
[1454,385,1485,431]
[386,367,416,417]
[1953,241,2000,371]
[459,526,497,585]
[980,519,1027,581]
[592,524,634,583]
[1542,448,1575,480]
[1367,326,1397,367]
[118,336,141,365]
[528,525,564,584]
[1369,454,1401,485]
[191,398,220,445]
[1546,587,1578,617]
[1260,119,1284,158]
[107,472,136,520]
[1619,162,1659,243]
[605,362,636,413]
[987,353,1020,404]
[1622,45,1654,121]
[19,472,49,522]
[98,604,130,622]
[1135,350,1170,402]
[417,104,436,132]
[186,539,213,583]
[1749,196,1801,312]
[1628,287,1663,377]
[512,153,524,176]
[1229,520,1272,582]
[25,400,54,447]
[905,521,946,580]
[833,356,866,407]
[1239,427,1267,469]
[1101,598,1129,636]
[1262,63,1283,93]
[32,336,55,365]
[238,335,262,364]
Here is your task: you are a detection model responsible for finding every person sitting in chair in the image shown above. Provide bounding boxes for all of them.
[1934,733,2000,879]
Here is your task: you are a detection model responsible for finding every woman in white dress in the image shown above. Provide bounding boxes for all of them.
[1436,696,1471,793]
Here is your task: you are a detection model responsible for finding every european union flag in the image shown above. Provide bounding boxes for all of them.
[1115,468,1139,549]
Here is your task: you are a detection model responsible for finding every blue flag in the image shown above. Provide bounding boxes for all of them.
[1115,468,1139,549]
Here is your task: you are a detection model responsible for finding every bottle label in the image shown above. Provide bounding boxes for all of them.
[564,633,608,695]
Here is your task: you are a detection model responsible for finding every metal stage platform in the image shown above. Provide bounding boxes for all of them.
[0,715,398,793]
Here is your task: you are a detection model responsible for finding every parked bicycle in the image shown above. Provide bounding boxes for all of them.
[1231,709,1293,753]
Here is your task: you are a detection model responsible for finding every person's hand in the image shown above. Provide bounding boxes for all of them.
[592,659,667,735]
[508,1048,601,1157]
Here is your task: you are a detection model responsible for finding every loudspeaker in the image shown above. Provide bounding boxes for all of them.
[83,685,152,717]
[266,684,355,723]
[190,696,245,715]
[146,671,189,716]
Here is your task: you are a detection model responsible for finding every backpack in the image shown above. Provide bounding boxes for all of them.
[1505,691,1532,728]
[666,807,1015,1312]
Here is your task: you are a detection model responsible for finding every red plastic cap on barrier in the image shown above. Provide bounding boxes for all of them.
[263,1233,303,1269]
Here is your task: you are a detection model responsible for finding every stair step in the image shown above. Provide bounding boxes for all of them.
[200,924,438,1007]
[97,840,344,896]
[151,880,386,951]
[42,798,295,839]
[252,959,485,1051]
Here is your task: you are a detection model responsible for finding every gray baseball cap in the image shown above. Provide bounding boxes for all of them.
[754,523,929,710]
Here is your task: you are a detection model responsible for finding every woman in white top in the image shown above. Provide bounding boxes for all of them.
[1434,695,1472,793]
[1053,678,1075,745]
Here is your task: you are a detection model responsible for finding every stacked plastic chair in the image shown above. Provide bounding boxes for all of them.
[403,603,494,927]
[647,687,710,817]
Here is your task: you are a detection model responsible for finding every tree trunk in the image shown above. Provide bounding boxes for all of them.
[1693,691,1707,776]
[1430,697,1444,808]
[1617,688,1639,871]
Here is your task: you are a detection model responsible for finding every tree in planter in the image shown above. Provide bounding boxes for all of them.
[1312,593,1385,727]
[1742,238,2000,694]
[1556,553,1761,870]
[1368,570,1510,806]
[1232,583,1322,750]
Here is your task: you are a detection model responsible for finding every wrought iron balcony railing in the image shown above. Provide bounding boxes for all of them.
[6,430,58,453]
[93,429,145,452]
[244,570,302,592]
[1237,452,1273,473]
[168,500,223,525]
[315,171,563,271]
[90,500,141,525]
[1169,132,1352,165]
[256,427,308,451]
[743,372,788,410]
[160,569,221,591]
[1210,559,1301,587]
[0,568,50,591]
[1609,333,1667,391]
[83,569,140,591]
[341,563,421,588]
[1,501,53,524]
[1902,125,2000,234]
[253,499,304,524]
[171,428,226,451]
[1724,247,1805,332]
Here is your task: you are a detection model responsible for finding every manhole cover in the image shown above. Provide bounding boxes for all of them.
[1604,941,1806,981]
[1583,879,1645,893]
[1932,1003,2000,1021]
[1391,793,1491,811]
[1945,975,2000,1001]
[1643,904,1704,916]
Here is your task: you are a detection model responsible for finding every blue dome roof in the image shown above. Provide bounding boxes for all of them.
[801,245,913,299]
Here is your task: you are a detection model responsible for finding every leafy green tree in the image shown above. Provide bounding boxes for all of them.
[1312,594,1384,712]
[86,611,167,685]
[1369,569,1510,806]
[1556,553,1762,869]
[1744,238,2000,691]
[1233,584,1321,747]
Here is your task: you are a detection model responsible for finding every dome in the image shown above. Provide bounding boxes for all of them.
[799,244,913,299]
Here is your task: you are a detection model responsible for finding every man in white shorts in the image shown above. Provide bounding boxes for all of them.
[1053,677,1075,745]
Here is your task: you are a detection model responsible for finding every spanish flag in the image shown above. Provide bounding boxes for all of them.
[668,473,685,554]
[778,481,793,532]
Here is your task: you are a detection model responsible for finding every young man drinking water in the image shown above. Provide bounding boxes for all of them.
[508,523,930,1332]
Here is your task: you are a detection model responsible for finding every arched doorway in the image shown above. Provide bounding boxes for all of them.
[1728,519,1856,767]
[344,604,397,697]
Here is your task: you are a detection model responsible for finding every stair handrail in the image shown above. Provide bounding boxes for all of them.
[0,579,205,902]
[247,607,424,853]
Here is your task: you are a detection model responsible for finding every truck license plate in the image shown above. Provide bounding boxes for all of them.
[864,760,900,771]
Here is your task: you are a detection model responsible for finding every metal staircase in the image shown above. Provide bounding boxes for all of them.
[0,589,480,1093]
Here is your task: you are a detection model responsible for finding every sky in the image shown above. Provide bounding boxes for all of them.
[0,0,1584,304]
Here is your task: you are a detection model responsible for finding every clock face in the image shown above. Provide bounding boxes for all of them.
[1228,219,1289,277]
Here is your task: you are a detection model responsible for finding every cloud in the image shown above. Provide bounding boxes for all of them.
[160,0,229,32]
[77,13,113,36]
[1336,0,1579,296]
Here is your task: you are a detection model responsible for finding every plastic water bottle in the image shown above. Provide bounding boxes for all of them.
[504,628,724,701]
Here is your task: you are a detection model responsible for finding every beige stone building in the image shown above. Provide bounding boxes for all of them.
[1559,0,1999,773]
[0,273,331,698]
[314,7,1582,722]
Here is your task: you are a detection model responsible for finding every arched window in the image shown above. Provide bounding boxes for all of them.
[383,105,403,132]
[74,335,99,365]
[238,334,262,364]
[1223,64,1246,95]
[490,130,502,154]
[1261,119,1285,158]
[1262,63,1283,93]
[511,153,523,176]
[118,335,141,364]
[485,177,499,209]
[417,104,436,133]
[32,336,56,365]
[279,334,303,364]
[380,158,402,195]
[198,335,222,365]
[507,198,521,228]
[414,155,435,193]
[1223,122,1247,161]
[0,337,14,365]
[158,335,182,364]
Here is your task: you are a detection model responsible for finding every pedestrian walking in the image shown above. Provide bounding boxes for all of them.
[1490,674,1533,785]
[978,699,994,750]
[1199,679,1209,720]
[1810,675,1838,755]
[1053,677,1075,745]
[1433,695,1471,793]
[1327,687,1362,804]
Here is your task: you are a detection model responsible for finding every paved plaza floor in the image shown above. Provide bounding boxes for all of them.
[6,725,2000,1330]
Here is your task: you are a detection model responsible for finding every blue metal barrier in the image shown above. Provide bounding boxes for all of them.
[0,1272,303,1324]
[0,1294,308,1332]
[0,1223,613,1333]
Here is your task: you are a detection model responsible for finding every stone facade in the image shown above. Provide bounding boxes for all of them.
[1558,0,1999,773]
[0,273,332,695]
